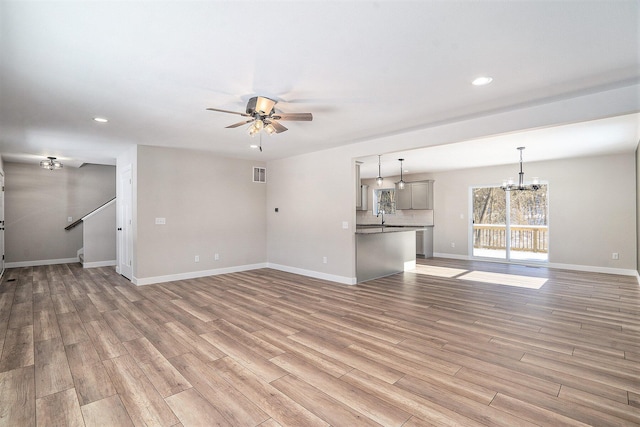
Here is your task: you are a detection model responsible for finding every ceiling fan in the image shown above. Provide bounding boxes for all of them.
[207,96,313,135]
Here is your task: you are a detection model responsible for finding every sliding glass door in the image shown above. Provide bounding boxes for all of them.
[472,185,548,262]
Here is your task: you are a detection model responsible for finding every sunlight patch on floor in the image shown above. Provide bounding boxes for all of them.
[458,271,547,289]
[410,265,468,278]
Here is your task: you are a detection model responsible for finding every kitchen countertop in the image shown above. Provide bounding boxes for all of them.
[355,225,431,234]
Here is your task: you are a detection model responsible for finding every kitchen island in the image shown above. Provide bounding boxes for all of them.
[355,226,421,283]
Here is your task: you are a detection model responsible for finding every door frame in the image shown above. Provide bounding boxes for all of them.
[469,184,549,263]
[117,165,133,280]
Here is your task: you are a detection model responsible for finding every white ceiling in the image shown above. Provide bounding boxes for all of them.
[1,1,639,171]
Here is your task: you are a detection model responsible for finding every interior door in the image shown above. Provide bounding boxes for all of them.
[118,167,133,279]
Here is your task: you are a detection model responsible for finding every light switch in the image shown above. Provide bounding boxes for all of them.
[342,221,349,229]
[155,217,166,225]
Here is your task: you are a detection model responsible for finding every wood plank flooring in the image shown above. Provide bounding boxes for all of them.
[0,258,639,426]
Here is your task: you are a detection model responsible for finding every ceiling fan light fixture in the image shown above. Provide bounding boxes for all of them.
[208,95,312,139]
[264,123,276,135]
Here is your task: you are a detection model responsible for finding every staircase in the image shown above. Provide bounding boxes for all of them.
[65,198,116,268]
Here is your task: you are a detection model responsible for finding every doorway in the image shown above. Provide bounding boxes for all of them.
[118,166,133,279]
[471,185,548,262]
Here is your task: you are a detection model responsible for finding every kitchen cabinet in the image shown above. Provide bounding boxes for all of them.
[396,185,412,210]
[395,180,434,210]
[411,181,433,210]
[416,227,433,258]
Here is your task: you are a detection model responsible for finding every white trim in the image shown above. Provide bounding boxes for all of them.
[636,270,640,286]
[132,263,268,286]
[434,252,638,277]
[133,262,357,286]
[6,257,79,268]
[83,260,117,269]
[267,263,357,285]
[546,262,637,277]
[434,252,471,261]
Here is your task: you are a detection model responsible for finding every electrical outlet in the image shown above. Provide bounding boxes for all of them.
[214,253,219,261]
[194,255,199,262]
[68,216,73,223]
[155,217,166,225]
[612,252,619,260]
[322,256,328,264]
[451,242,455,248]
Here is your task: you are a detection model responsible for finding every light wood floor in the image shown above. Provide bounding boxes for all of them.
[1,259,639,426]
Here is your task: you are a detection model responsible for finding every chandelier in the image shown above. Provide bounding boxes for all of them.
[501,147,540,191]
[40,156,63,170]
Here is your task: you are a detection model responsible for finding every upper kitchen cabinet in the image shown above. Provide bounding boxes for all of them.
[411,181,433,209]
[395,180,434,210]
[396,184,412,210]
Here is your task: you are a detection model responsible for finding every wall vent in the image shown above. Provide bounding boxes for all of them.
[253,167,266,183]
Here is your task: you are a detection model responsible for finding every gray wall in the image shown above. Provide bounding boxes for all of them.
[134,145,267,280]
[267,148,355,283]
[423,153,636,271]
[83,201,116,265]
[5,162,115,264]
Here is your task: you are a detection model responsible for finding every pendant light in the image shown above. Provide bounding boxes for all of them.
[375,155,383,186]
[501,147,540,191]
[397,158,405,190]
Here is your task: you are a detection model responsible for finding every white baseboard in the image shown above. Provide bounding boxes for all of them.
[82,260,117,269]
[5,257,79,268]
[433,252,471,261]
[546,262,637,277]
[267,263,357,285]
[132,263,268,286]
[433,252,638,277]
[133,262,357,286]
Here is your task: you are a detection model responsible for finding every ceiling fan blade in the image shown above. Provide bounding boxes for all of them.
[206,107,251,117]
[271,112,313,121]
[270,121,288,133]
[247,96,276,115]
[226,119,254,128]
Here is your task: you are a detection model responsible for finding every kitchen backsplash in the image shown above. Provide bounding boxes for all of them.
[356,209,434,226]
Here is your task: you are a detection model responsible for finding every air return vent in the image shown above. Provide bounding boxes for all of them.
[253,167,266,183]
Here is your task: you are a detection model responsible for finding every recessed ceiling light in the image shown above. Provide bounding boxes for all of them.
[93,117,108,123]
[472,76,493,86]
